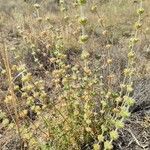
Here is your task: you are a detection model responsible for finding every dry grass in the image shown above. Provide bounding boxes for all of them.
[0,0,150,150]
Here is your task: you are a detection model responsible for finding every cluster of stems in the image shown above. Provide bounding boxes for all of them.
[0,0,145,149]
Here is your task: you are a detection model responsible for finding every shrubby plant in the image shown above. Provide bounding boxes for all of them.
[0,0,145,149]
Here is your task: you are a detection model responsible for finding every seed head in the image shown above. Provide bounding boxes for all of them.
[79,17,88,26]
[119,107,130,118]
[91,5,97,13]
[128,51,135,59]
[135,22,142,29]
[104,141,113,150]
[81,50,90,59]
[110,130,119,140]
[124,96,135,106]
[37,17,42,22]
[79,35,89,43]
[34,4,40,9]
[93,144,100,150]
[78,0,86,5]
[137,8,144,15]
[115,120,124,128]
[98,134,104,142]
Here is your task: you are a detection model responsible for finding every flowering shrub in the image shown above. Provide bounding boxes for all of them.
[0,0,145,149]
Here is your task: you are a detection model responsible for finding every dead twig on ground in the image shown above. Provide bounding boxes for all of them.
[125,128,148,150]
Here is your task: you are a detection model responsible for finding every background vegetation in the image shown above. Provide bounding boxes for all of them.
[0,0,150,150]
